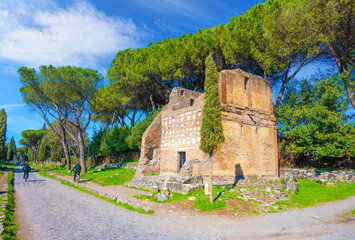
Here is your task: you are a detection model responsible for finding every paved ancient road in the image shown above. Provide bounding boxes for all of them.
[14,167,355,240]
[14,167,217,240]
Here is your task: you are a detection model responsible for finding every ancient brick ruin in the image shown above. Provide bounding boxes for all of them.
[135,69,278,186]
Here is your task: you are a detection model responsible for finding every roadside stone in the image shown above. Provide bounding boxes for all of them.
[156,193,169,202]
[161,187,170,195]
[188,196,196,201]
[316,178,328,185]
[143,207,152,212]
[240,188,246,193]
[326,182,339,188]
[150,186,159,193]
[282,174,297,186]
[132,204,141,209]
[286,181,298,192]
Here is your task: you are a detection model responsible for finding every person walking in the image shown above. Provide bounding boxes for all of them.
[22,162,31,182]
[73,163,81,183]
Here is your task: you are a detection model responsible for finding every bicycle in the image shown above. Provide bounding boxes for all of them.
[23,171,29,182]
[74,171,80,183]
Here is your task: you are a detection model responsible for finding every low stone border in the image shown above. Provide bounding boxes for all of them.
[93,162,138,170]
[280,168,354,182]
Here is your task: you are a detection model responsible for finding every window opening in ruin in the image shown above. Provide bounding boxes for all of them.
[178,152,186,170]
[244,77,249,90]
[181,90,184,96]
[190,99,194,106]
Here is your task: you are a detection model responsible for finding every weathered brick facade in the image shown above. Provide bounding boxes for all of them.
[136,69,278,184]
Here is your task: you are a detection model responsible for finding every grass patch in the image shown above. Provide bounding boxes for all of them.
[2,170,18,239]
[81,168,135,186]
[194,198,227,212]
[36,165,136,186]
[136,186,229,212]
[341,208,355,217]
[276,179,355,208]
[36,171,154,215]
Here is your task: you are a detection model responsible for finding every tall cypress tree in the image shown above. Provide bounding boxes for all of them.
[7,137,16,161]
[200,54,225,204]
[37,140,47,163]
[0,109,7,161]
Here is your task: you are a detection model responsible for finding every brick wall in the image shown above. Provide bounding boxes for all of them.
[137,69,279,184]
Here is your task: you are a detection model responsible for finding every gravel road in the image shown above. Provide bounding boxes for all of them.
[14,167,217,240]
[14,167,355,240]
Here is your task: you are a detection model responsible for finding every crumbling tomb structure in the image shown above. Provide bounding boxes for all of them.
[135,69,278,186]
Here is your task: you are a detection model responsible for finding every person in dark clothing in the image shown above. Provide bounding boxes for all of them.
[73,163,81,182]
[22,163,31,182]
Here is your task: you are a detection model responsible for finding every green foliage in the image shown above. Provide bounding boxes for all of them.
[51,140,63,162]
[20,129,45,163]
[0,109,7,161]
[341,208,355,217]
[88,129,105,157]
[27,148,33,162]
[3,170,18,239]
[200,54,225,153]
[194,198,227,212]
[100,126,130,156]
[37,140,48,162]
[6,137,16,161]
[126,109,161,150]
[80,168,136,186]
[277,179,355,208]
[277,75,355,167]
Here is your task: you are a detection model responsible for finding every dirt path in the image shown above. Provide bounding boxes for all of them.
[15,167,355,239]
[51,171,195,215]
[0,170,8,193]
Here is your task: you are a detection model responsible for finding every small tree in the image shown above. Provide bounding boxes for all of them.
[200,54,225,204]
[0,109,7,161]
[20,129,45,164]
[7,137,16,161]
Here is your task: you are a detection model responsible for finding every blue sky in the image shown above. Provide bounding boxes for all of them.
[0,0,266,144]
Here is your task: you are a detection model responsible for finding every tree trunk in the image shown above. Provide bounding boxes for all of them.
[343,77,355,110]
[209,152,213,204]
[77,130,87,173]
[33,148,37,164]
[59,124,71,172]
[275,79,288,109]
[61,138,71,172]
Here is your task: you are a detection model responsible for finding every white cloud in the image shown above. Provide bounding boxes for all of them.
[154,19,182,34]
[0,104,25,110]
[0,0,143,69]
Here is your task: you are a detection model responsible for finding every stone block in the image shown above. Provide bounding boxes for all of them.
[150,186,159,193]
[316,178,328,185]
[156,193,169,202]
[282,174,297,186]
[286,181,298,192]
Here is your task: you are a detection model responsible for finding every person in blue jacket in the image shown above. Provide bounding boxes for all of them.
[73,163,81,182]
[22,163,31,182]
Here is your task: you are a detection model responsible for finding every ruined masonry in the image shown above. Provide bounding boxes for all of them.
[132,69,278,193]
